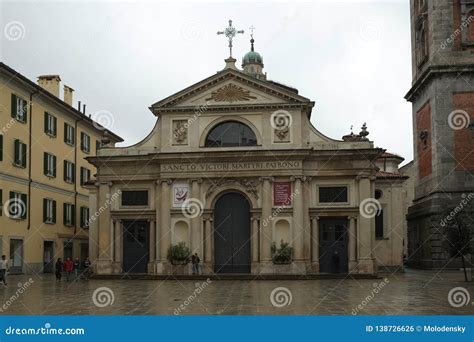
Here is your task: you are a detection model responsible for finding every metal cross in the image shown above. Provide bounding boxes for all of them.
[249,25,255,38]
[217,19,244,58]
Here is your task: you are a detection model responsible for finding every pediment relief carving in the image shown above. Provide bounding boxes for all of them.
[205,83,257,103]
[205,178,259,200]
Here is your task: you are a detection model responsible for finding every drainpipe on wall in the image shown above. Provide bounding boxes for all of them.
[74,118,78,235]
[27,91,39,230]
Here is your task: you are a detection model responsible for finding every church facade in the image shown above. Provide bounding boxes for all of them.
[87,32,408,276]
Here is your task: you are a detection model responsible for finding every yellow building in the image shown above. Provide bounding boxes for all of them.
[0,62,122,274]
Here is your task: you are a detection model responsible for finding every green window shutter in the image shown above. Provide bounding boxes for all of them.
[23,99,27,123]
[53,116,57,136]
[20,193,27,219]
[80,207,84,227]
[71,204,75,225]
[52,200,56,223]
[21,143,27,168]
[11,94,17,118]
[72,163,75,183]
[80,167,84,186]
[43,153,48,175]
[63,203,67,225]
[14,139,19,165]
[80,132,84,150]
[63,161,67,181]
[43,198,47,222]
[52,155,57,177]
[0,135,3,161]
[44,112,48,134]
[63,123,67,143]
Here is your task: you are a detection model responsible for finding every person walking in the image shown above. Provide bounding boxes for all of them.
[64,258,74,281]
[0,255,9,286]
[55,258,63,281]
[83,257,92,279]
[73,258,81,280]
[191,253,200,275]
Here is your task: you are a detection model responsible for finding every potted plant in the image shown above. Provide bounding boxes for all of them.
[167,242,191,265]
[271,240,293,264]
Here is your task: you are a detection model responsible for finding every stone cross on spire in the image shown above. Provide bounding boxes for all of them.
[217,19,244,58]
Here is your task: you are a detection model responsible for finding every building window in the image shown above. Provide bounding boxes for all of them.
[375,208,384,239]
[63,160,75,183]
[43,152,57,178]
[319,186,348,203]
[375,189,383,200]
[96,140,102,154]
[13,139,27,168]
[80,206,89,228]
[43,198,56,224]
[80,132,90,153]
[80,167,90,186]
[63,203,75,226]
[8,191,27,220]
[11,94,27,123]
[121,190,148,206]
[44,112,57,137]
[204,121,257,147]
[64,123,75,145]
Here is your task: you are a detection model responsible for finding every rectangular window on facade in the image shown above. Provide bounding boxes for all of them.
[80,167,90,186]
[64,123,75,145]
[319,186,348,203]
[121,190,148,206]
[63,203,75,226]
[375,209,384,239]
[44,112,57,137]
[11,94,27,123]
[63,160,75,183]
[8,191,27,220]
[80,132,90,153]
[80,206,89,228]
[43,152,57,177]
[13,139,27,168]
[43,198,56,224]
[96,140,102,154]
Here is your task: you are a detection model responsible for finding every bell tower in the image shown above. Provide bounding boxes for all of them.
[405,0,474,269]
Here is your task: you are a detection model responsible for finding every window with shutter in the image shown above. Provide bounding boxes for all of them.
[13,140,27,168]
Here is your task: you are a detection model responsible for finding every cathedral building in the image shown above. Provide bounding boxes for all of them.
[87,24,408,275]
[406,0,474,269]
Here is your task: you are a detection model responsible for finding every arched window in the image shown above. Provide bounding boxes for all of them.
[204,121,257,147]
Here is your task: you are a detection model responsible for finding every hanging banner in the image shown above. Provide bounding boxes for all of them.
[273,182,292,206]
[172,183,189,207]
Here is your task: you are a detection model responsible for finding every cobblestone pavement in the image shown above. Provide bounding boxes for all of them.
[0,269,473,315]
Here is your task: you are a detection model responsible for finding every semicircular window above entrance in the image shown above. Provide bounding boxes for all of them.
[204,121,257,147]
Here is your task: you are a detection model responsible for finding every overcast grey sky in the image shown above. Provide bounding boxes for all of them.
[1,0,413,163]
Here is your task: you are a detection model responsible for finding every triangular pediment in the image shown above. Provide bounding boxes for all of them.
[150,68,311,111]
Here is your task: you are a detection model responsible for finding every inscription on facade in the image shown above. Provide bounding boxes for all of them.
[161,161,301,173]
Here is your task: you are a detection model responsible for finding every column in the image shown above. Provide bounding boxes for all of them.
[204,217,212,263]
[311,216,319,271]
[357,176,376,274]
[292,176,304,261]
[251,216,260,263]
[260,177,273,263]
[149,220,156,262]
[96,182,113,274]
[190,179,203,256]
[348,216,357,272]
[155,180,161,262]
[159,180,172,263]
[114,219,122,263]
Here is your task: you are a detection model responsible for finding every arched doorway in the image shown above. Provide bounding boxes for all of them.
[213,192,251,273]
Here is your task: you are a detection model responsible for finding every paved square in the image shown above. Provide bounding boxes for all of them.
[0,270,473,315]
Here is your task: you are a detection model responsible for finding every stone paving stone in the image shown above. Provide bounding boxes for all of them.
[0,270,473,315]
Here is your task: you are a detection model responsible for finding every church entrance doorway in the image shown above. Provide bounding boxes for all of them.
[213,192,251,273]
[319,217,349,273]
[122,220,149,273]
